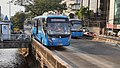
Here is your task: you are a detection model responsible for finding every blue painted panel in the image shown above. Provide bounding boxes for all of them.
[71,31,83,37]
[47,37,70,46]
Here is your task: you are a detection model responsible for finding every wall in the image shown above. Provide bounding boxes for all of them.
[85,27,100,35]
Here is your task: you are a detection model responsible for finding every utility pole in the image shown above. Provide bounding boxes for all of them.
[96,0,99,27]
[88,0,90,11]
[0,6,1,18]
[88,0,90,26]
[96,0,98,17]
[81,0,83,7]
[9,2,11,19]
[7,1,13,20]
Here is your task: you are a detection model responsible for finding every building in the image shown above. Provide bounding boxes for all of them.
[81,0,110,35]
[14,0,33,5]
[65,0,81,10]
[63,0,82,18]
[0,6,1,18]
[107,0,120,33]
[0,6,3,20]
[82,0,100,13]
[82,0,109,21]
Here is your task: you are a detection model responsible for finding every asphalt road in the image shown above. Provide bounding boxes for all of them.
[50,37,120,68]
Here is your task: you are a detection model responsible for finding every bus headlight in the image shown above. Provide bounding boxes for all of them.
[48,38,55,43]
[49,39,53,43]
[52,38,55,40]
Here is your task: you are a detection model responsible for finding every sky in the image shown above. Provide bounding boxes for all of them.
[0,0,25,19]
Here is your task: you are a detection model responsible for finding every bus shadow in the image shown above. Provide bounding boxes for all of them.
[47,46,67,51]
[72,36,95,40]
[71,37,83,39]
[83,36,95,40]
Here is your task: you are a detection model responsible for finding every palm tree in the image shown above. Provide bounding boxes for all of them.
[76,6,94,26]
[76,6,89,20]
[0,18,3,21]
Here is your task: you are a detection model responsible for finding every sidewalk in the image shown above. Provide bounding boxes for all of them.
[93,35,120,47]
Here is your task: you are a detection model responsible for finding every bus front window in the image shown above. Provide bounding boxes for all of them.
[70,20,83,31]
[47,23,70,35]
[71,24,82,31]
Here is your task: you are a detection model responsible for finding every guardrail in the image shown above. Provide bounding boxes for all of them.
[32,38,71,68]
[0,34,31,41]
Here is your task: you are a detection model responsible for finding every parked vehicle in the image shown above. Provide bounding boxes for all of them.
[83,32,96,37]
[82,27,89,32]
[107,29,116,36]
[117,31,120,37]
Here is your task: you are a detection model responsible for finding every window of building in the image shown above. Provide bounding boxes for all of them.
[114,0,120,24]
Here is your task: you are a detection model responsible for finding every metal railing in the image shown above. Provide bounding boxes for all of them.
[0,34,31,41]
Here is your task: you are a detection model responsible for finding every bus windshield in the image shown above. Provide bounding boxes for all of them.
[71,24,82,31]
[47,23,70,35]
[70,20,83,31]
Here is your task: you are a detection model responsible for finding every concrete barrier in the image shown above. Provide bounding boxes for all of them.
[32,38,71,68]
[93,36,120,46]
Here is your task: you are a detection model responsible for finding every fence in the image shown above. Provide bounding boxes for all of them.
[0,34,31,41]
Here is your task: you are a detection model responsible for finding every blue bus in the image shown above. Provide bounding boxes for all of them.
[32,15,71,46]
[70,19,83,38]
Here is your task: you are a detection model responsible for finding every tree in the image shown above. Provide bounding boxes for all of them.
[16,0,66,16]
[76,6,94,26]
[0,18,3,21]
[76,6,89,19]
[11,12,26,29]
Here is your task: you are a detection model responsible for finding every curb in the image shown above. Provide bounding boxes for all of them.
[93,36,120,47]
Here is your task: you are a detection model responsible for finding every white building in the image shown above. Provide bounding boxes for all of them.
[62,0,82,18]
[107,0,120,30]
[83,0,100,13]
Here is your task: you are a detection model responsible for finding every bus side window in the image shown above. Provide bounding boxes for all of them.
[42,19,47,32]
[38,19,41,26]
[34,20,37,27]
[42,18,45,23]
[39,19,43,27]
[38,19,43,30]
[42,18,47,27]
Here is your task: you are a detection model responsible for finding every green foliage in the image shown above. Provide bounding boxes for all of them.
[25,0,66,16]
[0,18,3,21]
[11,12,26,29]
[76,6,89,19]
[76,6,94,20]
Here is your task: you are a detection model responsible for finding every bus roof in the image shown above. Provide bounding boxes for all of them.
[69,19,81,21]
[69,19,83,24]
[34,15,68,19]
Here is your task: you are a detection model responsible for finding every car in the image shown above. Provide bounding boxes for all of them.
[107,30,116,36]
[117,31,120,37]
[82,27,89,32]
[83,32,96,37]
